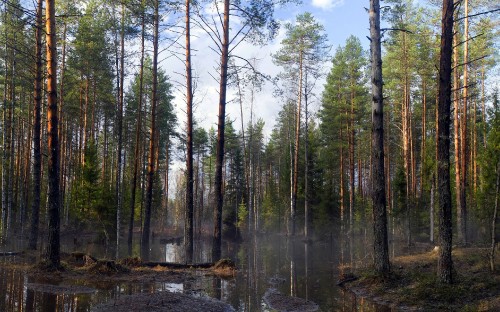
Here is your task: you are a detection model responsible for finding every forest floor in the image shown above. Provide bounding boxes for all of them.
[1,250,237,311]
[343,246,500,311]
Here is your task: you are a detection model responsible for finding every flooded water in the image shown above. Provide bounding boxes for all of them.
[0,231,394,311]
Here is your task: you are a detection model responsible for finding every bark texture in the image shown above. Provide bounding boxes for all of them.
[213,0,230,261]
[370,0,390,274]
[45,0,61,268]
[437,0,454,284]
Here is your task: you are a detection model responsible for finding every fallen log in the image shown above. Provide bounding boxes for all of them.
[336,275,358,287]
[141,261,214,269]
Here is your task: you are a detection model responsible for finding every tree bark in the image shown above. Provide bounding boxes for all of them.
[212,0,230,261]
[185,0,194,264]
[453,26,462,246]
[28,0,43,250]
[437,0,454,284]
[116,3,126,258]
[45,0,61,268]
[458,0,468,245]
[370,0,390,274]
[304,74,309,239]
[141,0,159,260]
[490,163,499,272]
[291,52,303,237]
[128,2,146,252]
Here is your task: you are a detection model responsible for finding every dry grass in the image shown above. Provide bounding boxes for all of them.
[345,247,500,311]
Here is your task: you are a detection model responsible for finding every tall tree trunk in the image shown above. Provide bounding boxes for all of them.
[349,88,355,232]
[291,52,303,237]
[45,0,61,268]
[128,3,145,251]
[430,174,435,243]
[420,79,427,199]
[304,74,309,239]
[490,163,499,272]
[185,0,194,264]
[437,0,454,284]
[28,0,43,250]
[141,0,159,260]
[340,124,345,228]
[212,0,230,261]
[370,0,390,274]
[115,3,126,258]
[453,27,462,246]
[458,0,469,245]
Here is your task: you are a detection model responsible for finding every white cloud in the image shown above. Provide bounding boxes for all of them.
[311,0,344,11]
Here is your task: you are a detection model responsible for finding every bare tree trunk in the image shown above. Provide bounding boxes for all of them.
[185,0,194,263]
[490,163,499,272]
[291,53,303,237]
[212,0,230,261]
[28,0,43,250]
[453,29,462,246]
[141,0,159,260]
[304,74,309,239]
[458,0,469,245]
[420,80,427,199]
[370,0,390,274]
[430,174,435,243]
[340,124,345,228]
[437,0,454,284]
[128,3,145,251]
[115,3,126,258]
[45,0,61,268]
[349,89,355,233]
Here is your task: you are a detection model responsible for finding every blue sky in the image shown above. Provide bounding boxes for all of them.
[170,0,373,141]
[279,0,372,50]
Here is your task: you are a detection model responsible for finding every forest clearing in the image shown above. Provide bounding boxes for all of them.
[0,0,499,310]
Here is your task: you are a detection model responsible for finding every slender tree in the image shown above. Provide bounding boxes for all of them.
[185,0,194,263]
[370,0,390,274]
[141,0,159,259]
[28,0,43,251]
[212,0,230,261]
[128,0,146,251]
[273,12,328,236]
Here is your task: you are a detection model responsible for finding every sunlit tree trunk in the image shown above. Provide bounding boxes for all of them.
[45,0,61,268]
[453,27,462,246]
[458,0,469,245]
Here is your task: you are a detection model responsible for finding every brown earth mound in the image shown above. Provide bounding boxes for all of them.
[263,288,319,312]
[211,258,236,277]
[86,260,130,274]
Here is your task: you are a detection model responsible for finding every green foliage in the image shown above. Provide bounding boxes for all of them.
[237,201,248,229]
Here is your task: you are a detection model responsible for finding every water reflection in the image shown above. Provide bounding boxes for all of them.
[0,232,395,311]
